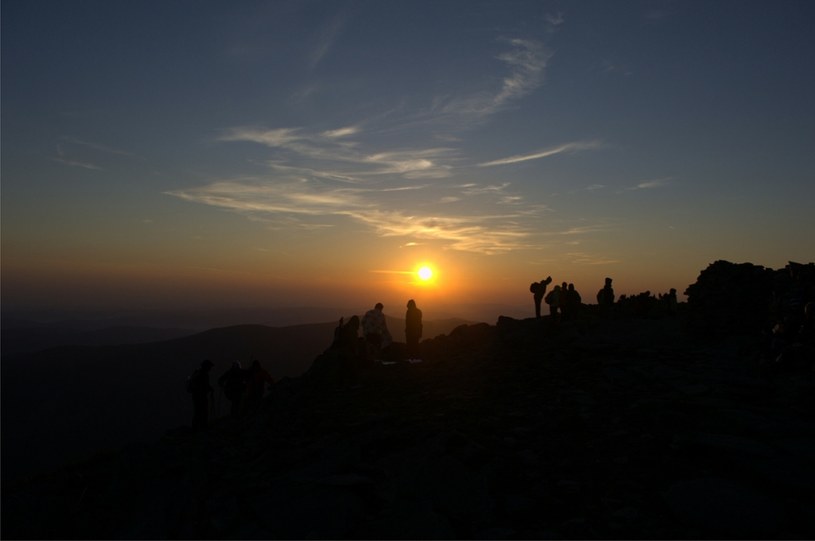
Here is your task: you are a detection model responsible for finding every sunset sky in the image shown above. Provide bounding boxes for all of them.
[3,1,814,323]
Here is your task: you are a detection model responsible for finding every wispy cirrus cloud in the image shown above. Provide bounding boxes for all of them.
[478,140,603,167]
[219,125,455,180]
[308,14,346,68]
[566,252,620,265]
[166,177,541,254]
[545,12,565,28]
[624,177,672,191]
[431,38,552,124]
[170,37,611,256]
[53,144,103,171]
[61,137,135,157]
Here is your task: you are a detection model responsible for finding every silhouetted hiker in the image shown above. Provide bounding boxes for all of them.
[530,276,553,318]
[218,361,247,419]
[563,283,582,320]
[663,288,678,317]
[187,359,214,431]
[362,302,392,361]
[545,285,561,320]
[597,277,615,317]
[405,299,423,360]
[242,360,275,417]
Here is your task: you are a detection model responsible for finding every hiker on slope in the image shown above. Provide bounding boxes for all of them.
[188,359,215,431]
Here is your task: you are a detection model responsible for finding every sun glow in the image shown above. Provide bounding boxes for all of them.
[418,266,433,281]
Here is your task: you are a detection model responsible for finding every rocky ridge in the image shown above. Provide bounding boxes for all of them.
[3,312,815,539]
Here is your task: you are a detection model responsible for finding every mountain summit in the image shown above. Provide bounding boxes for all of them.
[4,309,814,539]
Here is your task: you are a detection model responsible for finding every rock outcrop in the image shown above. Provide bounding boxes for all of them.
[685,260,815,336]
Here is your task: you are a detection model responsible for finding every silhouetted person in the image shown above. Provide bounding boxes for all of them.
[362,302,392,361]
[563,283,582,320]
[664,288,678,317]
[218,361,247,419]
[188,359,214,431]
[530,276,553,318]
[405,299,423,360]
[242,360,275,417]
[597,277,615,317]
[545,285,562,320]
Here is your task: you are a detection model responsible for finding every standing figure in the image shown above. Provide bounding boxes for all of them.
[361,302,392,360]
[188,359,214,431]
[242,360,275,417]
[664,288,678,317]
[405,299,423,360]
[530,276,553,319]
[597,277,616,318]
[564,283,582,320]
[545,285,562,321]
[218,361,247,419]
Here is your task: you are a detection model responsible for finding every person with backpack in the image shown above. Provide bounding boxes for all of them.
[188,359,214,431]
[530,276,553,319]
[218,361,247,419]
[361,302,392,361]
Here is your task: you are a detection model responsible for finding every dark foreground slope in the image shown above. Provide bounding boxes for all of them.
[1,318,473,480]
[4,316,815,539]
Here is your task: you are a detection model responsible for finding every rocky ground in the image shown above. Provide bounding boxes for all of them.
[4,314,815,539]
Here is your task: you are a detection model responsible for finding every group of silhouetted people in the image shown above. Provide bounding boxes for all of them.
[530,277,584,321]
[530,276,687,321]
[187,358,275,431]
[329,299,424,385]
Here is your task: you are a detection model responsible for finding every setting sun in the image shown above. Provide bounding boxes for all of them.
[418,266,433,281]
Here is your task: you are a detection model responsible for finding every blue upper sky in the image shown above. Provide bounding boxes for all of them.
[3,0,814,317]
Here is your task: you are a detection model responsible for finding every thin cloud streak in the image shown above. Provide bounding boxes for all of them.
[624,177,672,191]
[54,144,103,170]
[308,15,346,68]
[478,141,603,167]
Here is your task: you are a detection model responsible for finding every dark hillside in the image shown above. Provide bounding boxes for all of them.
[4,313,814,539]
[1,318,474,480]
[0,325,196,357]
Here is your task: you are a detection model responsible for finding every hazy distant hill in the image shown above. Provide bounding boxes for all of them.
[1,317,473,480]
[0,325,197,357]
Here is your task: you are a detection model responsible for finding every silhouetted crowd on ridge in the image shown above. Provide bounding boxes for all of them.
[186,262,814,431]
[529,275,680,322]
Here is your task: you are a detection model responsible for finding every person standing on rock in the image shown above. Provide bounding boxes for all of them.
[563,283,582,321]
[530,276,553,319]
[545,285,562,321]
[218,361,247,419]
[597,277,615,318]
[405,299,423,360]
[188,359,214,431]
[362,302,392,361]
